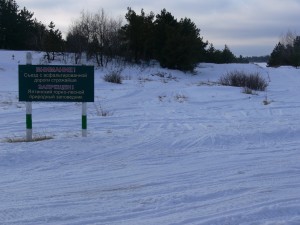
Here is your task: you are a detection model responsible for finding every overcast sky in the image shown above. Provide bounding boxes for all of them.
[17,0,300,56]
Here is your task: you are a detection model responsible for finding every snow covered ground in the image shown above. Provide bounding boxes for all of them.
[0,50,300,225]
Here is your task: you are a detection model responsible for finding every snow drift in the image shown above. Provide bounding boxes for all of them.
[0,50,300,224]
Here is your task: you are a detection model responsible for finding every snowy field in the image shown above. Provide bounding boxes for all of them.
[0,50,300,225]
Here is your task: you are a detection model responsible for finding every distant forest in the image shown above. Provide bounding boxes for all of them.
[1,0,273,71]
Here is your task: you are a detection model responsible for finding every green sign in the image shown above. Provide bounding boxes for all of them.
[19,65,94,102]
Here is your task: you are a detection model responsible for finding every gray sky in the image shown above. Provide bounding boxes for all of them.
[17,0,300,56]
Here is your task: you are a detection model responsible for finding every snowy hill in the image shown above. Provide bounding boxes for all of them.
[0,50,300,224]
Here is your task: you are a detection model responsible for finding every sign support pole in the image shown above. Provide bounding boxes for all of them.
[82,52,87,137]
[26,102,32,141]
[82,102,87,137]
[26,52,32,141]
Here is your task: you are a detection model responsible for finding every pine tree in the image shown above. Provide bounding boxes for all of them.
[45,21,64,61]
[291,36,300,67]
[0,0,48,50]
[153,9,207,71]
[0,0,19,49]
[17,6,35,49]
[153,9,178,65]
[268,42,286,67]
[222,45,236,63]
[122,8,155,63]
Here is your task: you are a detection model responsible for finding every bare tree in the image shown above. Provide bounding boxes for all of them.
[280,30,297,47]
[67,9,123,66]
[66,22,88,64]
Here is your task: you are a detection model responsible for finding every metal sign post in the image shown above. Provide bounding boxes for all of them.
[26,52,32,141]
[82,102,87,137]
[81,52,87,137]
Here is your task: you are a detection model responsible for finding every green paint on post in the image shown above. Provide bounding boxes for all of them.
[26,114,32,129]
[82,115,87,130]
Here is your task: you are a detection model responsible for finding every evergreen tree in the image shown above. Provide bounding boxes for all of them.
[31,19,47,51]
[17,6,35,49]
[221,45,236,63]
[205,43,216,62]
[158,16,207,71]
[154,9,208,71]
[0,0,50,50]
[121,8,208,71]
[122,8,154,63]
[268,42,286,67]
[203,43,238,64]
[153,9,178,64]
[0,0,19,49]
[211,49,223,63]
[268,34,300,67]
[291,36,300,67]
[44,21,64,61]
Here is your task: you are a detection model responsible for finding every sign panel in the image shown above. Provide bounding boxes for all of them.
[19,65,94,102]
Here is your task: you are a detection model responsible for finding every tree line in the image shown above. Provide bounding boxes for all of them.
[0,0,64,52]
[67,8,246,71]
[1,0,248,71]
[268,31,300,67]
